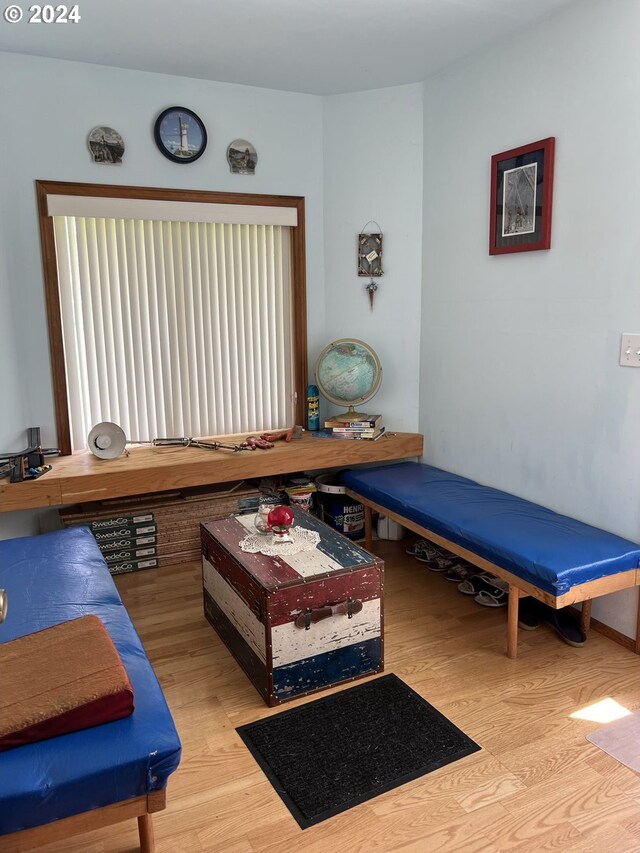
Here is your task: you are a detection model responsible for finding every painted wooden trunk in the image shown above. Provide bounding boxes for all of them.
[201,509,384,706]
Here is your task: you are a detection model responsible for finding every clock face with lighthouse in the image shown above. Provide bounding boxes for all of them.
[154,107,207,163]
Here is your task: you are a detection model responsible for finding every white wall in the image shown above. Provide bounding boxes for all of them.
[0,192,24,448]
[0,52,325,535]
[0,51,325,450]
[421,0,640,636]
[0,168,31,539]
[322,84,423,429]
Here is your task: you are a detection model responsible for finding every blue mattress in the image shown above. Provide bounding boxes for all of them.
[342,462,640,596]
[0,527,181,835]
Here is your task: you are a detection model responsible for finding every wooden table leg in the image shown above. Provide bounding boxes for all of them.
[580,599,592,634]
[507,587,519,659]
[138,814,155,853]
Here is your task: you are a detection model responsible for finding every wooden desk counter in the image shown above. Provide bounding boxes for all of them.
[0,432,424,513]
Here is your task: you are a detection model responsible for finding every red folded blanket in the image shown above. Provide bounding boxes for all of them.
[0,614,134,750]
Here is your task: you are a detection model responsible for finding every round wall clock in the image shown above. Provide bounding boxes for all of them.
[154,107,207,163]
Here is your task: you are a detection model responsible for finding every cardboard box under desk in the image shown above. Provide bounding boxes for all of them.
[102,546,157,567]
[60,481,259,521]
[109,557,160,575]
[90,524,158,545]
[60,481,260,568]
[88,513,154,531]
[99,534,158,553]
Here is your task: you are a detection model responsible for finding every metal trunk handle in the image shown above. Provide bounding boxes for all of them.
[294,597,363,630]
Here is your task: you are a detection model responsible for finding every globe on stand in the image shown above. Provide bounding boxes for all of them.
[314,338,382,423]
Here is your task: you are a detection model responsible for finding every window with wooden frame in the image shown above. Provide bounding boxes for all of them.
[36,182,308,455]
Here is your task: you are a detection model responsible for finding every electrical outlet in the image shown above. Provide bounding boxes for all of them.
[619,333,640,367]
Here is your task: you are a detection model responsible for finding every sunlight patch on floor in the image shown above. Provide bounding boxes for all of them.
[571,697,632,724]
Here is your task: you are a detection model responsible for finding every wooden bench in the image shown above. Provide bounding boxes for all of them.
[0,528,181,852]
[342,462,640,659]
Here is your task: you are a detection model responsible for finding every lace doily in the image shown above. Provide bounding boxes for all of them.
[240,526,320,556]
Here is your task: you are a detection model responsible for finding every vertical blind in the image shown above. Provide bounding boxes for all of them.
[53,216,293,450]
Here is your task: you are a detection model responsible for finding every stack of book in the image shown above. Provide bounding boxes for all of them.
[323,413,385,440]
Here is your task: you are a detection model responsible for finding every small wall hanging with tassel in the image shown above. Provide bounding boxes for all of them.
[357,221,384,309]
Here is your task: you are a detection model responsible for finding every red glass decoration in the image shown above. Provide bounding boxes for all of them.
[267,505,294,534]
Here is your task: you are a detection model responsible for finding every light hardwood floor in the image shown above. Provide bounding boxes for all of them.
[35,540,640,853]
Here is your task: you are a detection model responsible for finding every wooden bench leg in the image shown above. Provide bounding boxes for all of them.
[507,586,519,659]
[364,505,373,552]
[580,599,592,634]
[138,813,155,853]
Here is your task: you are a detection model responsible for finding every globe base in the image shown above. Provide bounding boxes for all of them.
[330,405,371,424]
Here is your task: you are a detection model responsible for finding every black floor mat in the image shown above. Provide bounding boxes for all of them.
[236,673,481,828]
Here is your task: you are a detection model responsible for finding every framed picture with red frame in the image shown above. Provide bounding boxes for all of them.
[489,137,555,255]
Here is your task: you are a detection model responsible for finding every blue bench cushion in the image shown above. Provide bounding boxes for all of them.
[0,527,181,835]
[342,462,640,597]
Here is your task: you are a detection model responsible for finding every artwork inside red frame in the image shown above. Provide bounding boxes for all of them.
[489,137,555,255]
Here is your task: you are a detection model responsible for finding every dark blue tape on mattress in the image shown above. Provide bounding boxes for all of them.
[0,527,181,834]
[341,462,640,596]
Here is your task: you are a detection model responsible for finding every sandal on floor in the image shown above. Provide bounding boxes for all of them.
[474,588,508,608]
[444,563,480,583]
[423,554,456,572]
[458,573,508,596]
[406,540,441,562]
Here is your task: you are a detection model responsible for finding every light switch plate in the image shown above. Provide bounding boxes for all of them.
[619,333,640,367]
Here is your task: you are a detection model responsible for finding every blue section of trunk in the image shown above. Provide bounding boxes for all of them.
[272,637,382,699]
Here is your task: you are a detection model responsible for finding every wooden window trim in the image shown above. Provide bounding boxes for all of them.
[36,180,308,456]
